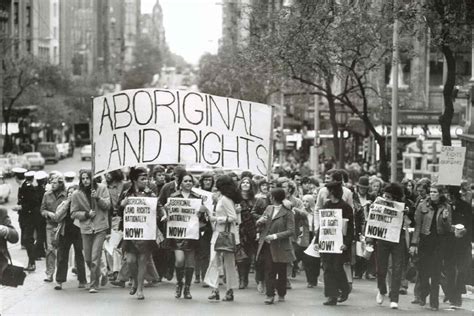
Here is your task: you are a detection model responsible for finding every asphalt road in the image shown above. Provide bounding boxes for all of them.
[0,151,473,315]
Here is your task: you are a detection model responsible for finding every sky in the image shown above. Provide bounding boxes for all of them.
[141,0,222,65]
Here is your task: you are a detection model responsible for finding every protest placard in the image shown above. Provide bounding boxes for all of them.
[437,146,466,186]
[318,209,343,254]
[92,89,272,177]
[123,197,157,240]
[192,187,214,213]
[365,197,404,243]
[167,197,201,240]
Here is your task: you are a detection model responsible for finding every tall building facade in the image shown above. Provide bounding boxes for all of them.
[7,0,59,64]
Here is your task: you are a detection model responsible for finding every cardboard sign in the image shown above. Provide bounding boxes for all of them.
[437,146,466,186]
[167,197,201,240]
[123,197,157,240]
[92,89,272,177]
[318,209,343,254]
[365,197,404,243]
[192,187,214,213]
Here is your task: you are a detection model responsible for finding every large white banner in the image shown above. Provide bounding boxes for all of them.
[437,146,466,186]
[365,197,404,243]
[92,89,272,176]
[318,209,343,254]
[123,197,157,240]
[167,198,201,240]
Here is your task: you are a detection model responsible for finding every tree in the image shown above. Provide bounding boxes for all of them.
[418,0,474,146]
[1,56,71,151]
[240,0,407,179]
[121,35,164,89]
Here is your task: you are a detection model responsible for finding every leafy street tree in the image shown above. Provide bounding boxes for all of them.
[237,0,405,179]
[1,56,71,152]
[418,0,474,146]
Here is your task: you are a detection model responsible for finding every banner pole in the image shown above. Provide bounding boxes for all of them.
[90,96,96,211]
[267,105,275,182]
[90,96,95,177]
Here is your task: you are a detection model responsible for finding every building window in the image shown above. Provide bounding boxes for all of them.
[429,60,443,86]
[26,5,31,28]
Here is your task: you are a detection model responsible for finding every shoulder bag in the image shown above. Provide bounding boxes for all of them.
[1,253,26,287]
[214,217,236,253]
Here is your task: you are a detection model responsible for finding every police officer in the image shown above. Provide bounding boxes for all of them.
[19,170,38,271]
[34,170,49,258]
[12,167,27,248]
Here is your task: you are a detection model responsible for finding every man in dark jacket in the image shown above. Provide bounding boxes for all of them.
[0,207,19,283]
[18,171,38,271]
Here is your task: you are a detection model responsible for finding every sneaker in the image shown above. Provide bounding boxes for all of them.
[89,287,98,294]
[278,296,285,302]
[54,283,62,290]
[399,288,407,295]
[390,302,398,309]
[376,292,385,305]
[323,297,337,306]
[264,296,274,305]
[44,277,53,283]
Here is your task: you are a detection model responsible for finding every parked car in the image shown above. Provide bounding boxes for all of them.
[8,154,31,170]
[23,152,45,170]
[0,158,13,177]
[80,144,92,161]
[37,142,60,163]
[0,176,11,203]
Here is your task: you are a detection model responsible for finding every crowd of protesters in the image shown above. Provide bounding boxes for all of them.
[0,163,472,312]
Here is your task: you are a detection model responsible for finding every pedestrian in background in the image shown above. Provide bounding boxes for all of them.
[71,169,111,293]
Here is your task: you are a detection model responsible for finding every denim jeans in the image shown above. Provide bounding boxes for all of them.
[82,230,107,289]
[45,226,58,279]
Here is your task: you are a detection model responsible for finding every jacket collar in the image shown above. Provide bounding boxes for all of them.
[271,205,288,221]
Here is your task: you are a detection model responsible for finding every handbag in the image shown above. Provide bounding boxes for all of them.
[1,253,26,287]
[214,218,236,253]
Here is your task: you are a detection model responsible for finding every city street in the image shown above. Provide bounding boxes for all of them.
[0,150,472,315]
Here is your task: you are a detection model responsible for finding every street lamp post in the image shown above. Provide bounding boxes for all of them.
[335,110,349,169]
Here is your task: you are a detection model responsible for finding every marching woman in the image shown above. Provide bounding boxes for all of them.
[71,169,111,294]
[256,187,296,305]
[236,177,265,289]
[410,183,453,311]
[118,167,161,300]
[206,175,241,302]
[370,183,407,310]
[317,173,354,306]
[53,185,87,289]
[166,172,207,300]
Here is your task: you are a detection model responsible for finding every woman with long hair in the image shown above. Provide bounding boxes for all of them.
[119,167,160,300]
[166,172,207,300]
[410,184,453,311]
[236,177,261,289]
[53,185,87,289]
[206,174,241,302]
[71,169,111,293]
